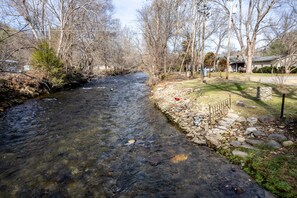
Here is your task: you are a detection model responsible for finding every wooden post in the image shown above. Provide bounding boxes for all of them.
[280,93,285,118]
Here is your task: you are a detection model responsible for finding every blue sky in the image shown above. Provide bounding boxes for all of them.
[113,0,147,31]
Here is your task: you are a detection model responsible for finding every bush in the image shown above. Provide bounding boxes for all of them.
[31,41,65,86]
[253,66,278,73]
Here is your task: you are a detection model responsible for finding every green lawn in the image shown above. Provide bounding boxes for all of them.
[177,78,297,118]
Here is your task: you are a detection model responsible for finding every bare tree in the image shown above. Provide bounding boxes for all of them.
[138,0,187,77]
[215,0,280,73]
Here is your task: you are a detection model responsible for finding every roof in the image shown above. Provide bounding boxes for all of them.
[229,56,281,64]
[252,56,280,62]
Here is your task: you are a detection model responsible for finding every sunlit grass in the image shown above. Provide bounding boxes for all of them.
[176,77,297,118]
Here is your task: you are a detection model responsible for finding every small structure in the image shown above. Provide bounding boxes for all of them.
[209,95,232,125]
[257,87,272,101]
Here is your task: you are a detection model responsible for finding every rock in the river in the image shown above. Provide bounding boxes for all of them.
[266,140,282,149]
[170,154,188,164]
[247,117,258,125]
[245,127,257,135]
[268,134,287,142]
[232,150,248,158]
[282,141,294,147]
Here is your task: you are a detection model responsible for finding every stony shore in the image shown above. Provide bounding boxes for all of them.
[151,81,296,157]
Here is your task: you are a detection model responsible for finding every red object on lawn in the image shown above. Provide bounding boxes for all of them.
[174,97,181,101]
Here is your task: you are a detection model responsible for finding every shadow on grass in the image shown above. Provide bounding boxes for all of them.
[205,81,279,116]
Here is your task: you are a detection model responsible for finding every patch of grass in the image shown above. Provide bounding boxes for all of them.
[243,145,297,197]
[177,78,297,118]
[219,145,297,197]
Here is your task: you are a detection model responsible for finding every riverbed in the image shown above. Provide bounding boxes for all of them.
[0,73,272,197]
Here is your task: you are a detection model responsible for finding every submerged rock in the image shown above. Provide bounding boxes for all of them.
[170,154,188,164]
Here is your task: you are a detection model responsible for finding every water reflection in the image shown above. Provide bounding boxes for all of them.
[0,73,270,197]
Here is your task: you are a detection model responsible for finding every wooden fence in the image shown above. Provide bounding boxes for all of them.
[209,95,231,125]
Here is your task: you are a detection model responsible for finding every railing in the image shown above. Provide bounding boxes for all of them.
[209,95,231,125]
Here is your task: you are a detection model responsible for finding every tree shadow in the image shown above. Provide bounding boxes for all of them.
[205,81,279,116]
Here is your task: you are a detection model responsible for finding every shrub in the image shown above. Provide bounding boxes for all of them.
[253,66,278,73]
[31,41,65,86]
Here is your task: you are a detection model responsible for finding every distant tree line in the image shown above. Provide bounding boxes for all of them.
[0,0,141,86]
[137,0,297,82]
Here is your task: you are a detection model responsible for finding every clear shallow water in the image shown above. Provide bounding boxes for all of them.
[0,73,271,197]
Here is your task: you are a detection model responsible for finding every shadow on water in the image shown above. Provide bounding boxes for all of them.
[0,73,272,197]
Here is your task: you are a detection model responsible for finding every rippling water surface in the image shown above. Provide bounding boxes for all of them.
[0,73,270,197]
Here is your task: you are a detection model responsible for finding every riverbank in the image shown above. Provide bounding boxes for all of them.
[151,76,297,197]
[0,71,89,112]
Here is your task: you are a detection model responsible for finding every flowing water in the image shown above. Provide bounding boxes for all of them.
[0,73,271,197]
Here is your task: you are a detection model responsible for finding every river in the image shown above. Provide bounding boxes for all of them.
[0,73,271,197]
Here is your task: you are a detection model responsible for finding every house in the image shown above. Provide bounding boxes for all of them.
[230,56,283,72]
[252,56,281,68]
[229,56,245,72]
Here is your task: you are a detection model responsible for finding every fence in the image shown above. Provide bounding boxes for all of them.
[209,95,231,125]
